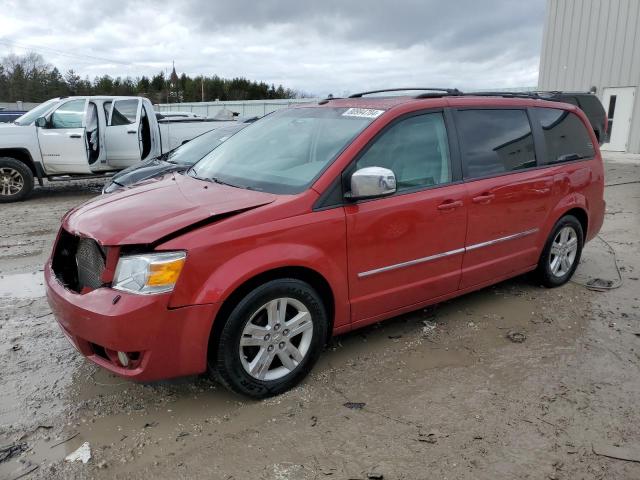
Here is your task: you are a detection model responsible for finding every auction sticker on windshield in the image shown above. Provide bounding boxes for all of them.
[342,108,385,118]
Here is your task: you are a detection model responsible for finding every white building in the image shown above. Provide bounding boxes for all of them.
[538,0,640,153]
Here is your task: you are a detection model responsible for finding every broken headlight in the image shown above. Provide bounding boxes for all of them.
[112,251,186,294]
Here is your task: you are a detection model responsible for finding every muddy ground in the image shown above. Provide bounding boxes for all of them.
[1,157,639,480]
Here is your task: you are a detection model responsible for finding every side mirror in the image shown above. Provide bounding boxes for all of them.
[35,116,47,128]
[349,166,396,200]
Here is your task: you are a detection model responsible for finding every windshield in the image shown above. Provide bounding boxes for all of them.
[190,107,377,194]
[14,99,61,125]
[167,124,246,165]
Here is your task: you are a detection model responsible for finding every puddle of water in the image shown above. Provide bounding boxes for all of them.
[0,271,45,298]
[0,371,277,477]
[0,434,76,479]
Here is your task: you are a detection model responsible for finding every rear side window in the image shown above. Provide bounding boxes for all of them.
[355,112,452,190]
[535,108,595,163]
[456,109,536,179]
[110,99,138,126]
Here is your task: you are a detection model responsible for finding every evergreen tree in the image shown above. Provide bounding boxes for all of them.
[64,69,81,95]
[0,53,299,102]
[94,75,114,94]
[136,75,150,95]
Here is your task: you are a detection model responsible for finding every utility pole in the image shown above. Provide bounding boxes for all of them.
[165,67,169,104]
[201,76,204,102]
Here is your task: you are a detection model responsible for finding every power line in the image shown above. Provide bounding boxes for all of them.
[0,38,132,66]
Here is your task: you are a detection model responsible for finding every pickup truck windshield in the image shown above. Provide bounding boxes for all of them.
[190,107,377,194]
[14,99,61,126]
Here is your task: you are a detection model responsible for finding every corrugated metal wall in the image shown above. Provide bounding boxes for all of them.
[538,0,640,153]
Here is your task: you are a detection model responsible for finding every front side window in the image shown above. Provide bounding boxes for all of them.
[355,112,451,190]
[191,107,376,194]
[110,99,138,126]
[456,109,536,179]
[536,108,595,163]
[49,99,86,129]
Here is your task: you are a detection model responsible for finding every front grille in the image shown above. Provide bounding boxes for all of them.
[76,237,105,289]
[52,229,106,293]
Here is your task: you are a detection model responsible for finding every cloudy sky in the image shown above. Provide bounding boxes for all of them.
[0,0,546,97]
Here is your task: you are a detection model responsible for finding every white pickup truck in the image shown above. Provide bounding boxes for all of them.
[0,96,235,202]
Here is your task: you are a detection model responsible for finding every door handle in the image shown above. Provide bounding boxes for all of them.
[127,130,137,134]
[472,193,495,204]
[68,133,82,138]
[437,199,464,211]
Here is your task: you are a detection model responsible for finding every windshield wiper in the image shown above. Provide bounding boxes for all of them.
[156,151,174,162]
[189,169,246,189]
[210,176,246,189]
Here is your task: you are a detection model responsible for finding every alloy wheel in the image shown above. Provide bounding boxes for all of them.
[0,167,24,196]
[239,297,314,381]
[549,225,579,277]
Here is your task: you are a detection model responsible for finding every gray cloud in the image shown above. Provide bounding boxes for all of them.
[181,0,544,56]
[0,0,545,96]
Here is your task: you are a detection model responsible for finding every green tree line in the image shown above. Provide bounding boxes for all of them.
[0,53,300,103]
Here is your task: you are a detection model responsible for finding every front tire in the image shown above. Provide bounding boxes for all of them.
[0,157,34,203]
[536,215,583,287]
[210,279,328,398]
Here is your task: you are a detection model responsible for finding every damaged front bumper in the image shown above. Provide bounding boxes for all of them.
[45,261,219,382]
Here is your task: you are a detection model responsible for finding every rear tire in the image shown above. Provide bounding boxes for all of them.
[0,157,34,203]
[536,215,584,287]
[210,278,328,398]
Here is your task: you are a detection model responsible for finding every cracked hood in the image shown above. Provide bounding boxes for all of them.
[64,173,276,245]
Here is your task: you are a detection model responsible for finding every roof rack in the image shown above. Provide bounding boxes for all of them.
[318,94,341,105]
[320,89,568,105]
[348,88,462,98]
[464,91,543,99]
[458,90,597,100]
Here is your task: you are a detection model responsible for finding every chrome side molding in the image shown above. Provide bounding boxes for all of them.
[358,228,539,278]
[465,228,540,251]
[358,247,465,278]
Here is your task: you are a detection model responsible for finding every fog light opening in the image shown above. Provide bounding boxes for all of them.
[117,351,130,367]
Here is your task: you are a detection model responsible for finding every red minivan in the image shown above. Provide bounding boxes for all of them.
[45,89,605,398]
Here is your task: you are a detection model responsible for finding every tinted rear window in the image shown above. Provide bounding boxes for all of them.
[535,108,595,163]
[456,109,536,179]
[576,95,605,120]
[558,96,580,107]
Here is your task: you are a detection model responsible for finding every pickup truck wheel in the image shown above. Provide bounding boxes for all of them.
[0,157,34,203]
[536,215,584,288]
[211,278,328,398]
